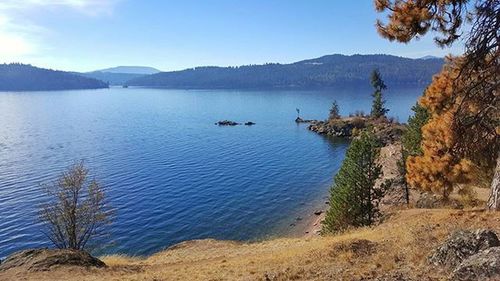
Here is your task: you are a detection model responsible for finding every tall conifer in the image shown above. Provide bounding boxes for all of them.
[370,69,389,119]
[323,132,384,233]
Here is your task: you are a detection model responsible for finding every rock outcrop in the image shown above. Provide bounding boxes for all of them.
[428,229,499,268]
[0,249,106,272]
[451,247,500,281]
[307,119,359,137]
[307,117,404,145]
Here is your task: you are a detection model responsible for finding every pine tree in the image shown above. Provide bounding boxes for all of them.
[370,69,389,118]
[402,102,430,159]
[375,0,499,206]
[329,100,341,120]
[398,102,430,204]
[323,132,384,233]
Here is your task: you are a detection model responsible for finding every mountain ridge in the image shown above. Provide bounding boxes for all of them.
[0,63,108,91]
[94,66,161,75]
[81,66,161,85]
[126,54,444,89]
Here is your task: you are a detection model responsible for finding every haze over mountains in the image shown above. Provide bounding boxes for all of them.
[419,55,441,60]
[81,66,161,86]
[96,66,161,75]
[0,54,444,91]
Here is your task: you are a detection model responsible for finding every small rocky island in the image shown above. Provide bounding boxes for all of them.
[306,116,405,145]
[295,117,315,123]
[215,120,255,126]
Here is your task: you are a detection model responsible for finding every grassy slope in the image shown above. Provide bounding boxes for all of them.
[2,208,498,281]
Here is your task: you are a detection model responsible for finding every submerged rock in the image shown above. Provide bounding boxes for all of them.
[428,229,500,268]
[0,249,106,272]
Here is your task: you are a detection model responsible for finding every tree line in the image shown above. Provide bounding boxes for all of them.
[0,64,108,91]
[127,54,443,89]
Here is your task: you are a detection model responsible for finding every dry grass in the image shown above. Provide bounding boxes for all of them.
[2,208,499,281]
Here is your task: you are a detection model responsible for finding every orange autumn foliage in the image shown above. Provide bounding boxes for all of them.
[406,55,497,197]
[406,105,474,197]
[375,0,467,46]
[376,0,499,198]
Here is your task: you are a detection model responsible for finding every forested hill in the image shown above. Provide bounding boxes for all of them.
[126,54,444,89]
[0,64,108,91]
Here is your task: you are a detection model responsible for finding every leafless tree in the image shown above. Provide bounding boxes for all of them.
[38,162,112,250]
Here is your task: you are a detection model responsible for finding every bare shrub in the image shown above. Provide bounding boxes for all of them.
[38,161,112,250]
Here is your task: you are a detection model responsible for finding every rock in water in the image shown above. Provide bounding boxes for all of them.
[0,249,106,272]
[244,122,256,126]
[428,229,500,268]
[451,247,500,281]
[216,120,240,126]
[295,117,313,123]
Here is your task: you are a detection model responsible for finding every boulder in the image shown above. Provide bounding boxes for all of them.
[0,249,106,272]
[428,229,500,268]
[451,247,500,281]
[416,193,463,209]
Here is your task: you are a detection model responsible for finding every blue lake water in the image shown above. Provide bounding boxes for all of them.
[0,87,422,258]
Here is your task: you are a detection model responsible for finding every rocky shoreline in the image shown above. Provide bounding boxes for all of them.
[306,116,405,145]
[297,116,407,236]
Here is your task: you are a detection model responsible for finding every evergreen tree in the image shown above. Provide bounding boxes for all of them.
[329,100,341,120]
[398,102,430,204]
[323,132,384,233]
[370,69,389,118]
[401,102,430,159]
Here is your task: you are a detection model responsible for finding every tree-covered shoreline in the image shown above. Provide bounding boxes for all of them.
[126,54,443,89]
[0,64,108,91]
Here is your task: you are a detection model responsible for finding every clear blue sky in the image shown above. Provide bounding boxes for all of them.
[0,0,464,72]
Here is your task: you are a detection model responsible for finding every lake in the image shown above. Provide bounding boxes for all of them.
[0,87,422,258]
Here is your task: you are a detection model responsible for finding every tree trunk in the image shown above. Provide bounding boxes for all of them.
[404,182,410,206]
[487,154,500,210]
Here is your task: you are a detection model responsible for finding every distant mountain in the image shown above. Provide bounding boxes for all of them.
[82,66,161,85]
[0,63,108,91]
[419,55,442,60]
[81,72,146,86]
[127,54,444,89]
[96,66,161,75]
